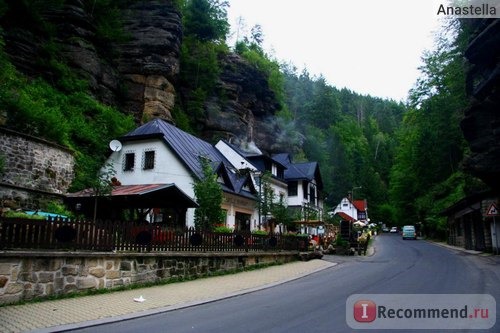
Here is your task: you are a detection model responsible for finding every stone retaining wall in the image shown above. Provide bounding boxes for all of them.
[0,127,74,209]
[0,251,298,305]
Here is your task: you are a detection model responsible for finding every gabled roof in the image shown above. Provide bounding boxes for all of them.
[273,153,323,190]
[121,119,227,180]
[224,166,257,200]
[353,199,367,211]
[119,119,256,200]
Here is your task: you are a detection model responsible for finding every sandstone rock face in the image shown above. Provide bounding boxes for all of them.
[201,53,283,154]
[2,0,181,123]
[1,1,284,154]
[461,19,500,191]
[118,1,182,122]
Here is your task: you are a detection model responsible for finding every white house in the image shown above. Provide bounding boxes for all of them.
[273,153,325,235]
[215,140,289,232]
[332,196,369,223]
[91,118,259,229]
[69,118,326,234]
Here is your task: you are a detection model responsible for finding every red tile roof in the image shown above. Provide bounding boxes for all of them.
[67,184,175,197]
[336,212,355,222]
[353,199,367,211]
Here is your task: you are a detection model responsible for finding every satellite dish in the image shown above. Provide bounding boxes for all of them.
[109,140,122,152]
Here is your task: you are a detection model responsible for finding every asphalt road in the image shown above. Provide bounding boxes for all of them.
[68,234,500,333]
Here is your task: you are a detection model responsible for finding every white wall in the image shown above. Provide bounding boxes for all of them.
[104,139,197,227]
[333,197,358,220]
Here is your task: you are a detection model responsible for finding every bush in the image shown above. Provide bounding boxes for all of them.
[2,211,45,220]
[213,226,233,233]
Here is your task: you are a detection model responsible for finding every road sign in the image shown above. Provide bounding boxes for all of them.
[486,203,498,216]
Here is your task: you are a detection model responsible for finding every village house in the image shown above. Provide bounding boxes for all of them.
[68,118,258,230]
[68,118,325,233]
[273,153,325,235]
[215,140,288,232]
[332,196,369,224]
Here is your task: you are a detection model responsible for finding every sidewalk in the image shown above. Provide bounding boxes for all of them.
[425,239,490,256]
[0,259,336,333]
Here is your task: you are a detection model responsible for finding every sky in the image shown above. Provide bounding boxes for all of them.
[226,0,445,102]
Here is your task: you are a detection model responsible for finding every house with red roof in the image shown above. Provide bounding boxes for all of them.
[332,196,369,223]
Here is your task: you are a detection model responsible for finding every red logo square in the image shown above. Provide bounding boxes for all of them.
[353,300,376,322]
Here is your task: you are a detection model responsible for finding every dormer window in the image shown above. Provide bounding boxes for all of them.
[123,152,135,171]
[143,150,155,170]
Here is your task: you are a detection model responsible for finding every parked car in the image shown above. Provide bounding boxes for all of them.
[390,227,398,233]
[382,226,389,233]
[402,225,416,240]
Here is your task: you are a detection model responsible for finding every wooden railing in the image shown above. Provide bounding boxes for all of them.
[0,217,307,252]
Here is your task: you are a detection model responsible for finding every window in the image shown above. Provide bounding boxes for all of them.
[309,185,316,204]
[143,150,155,170]
[288,181,298,196]
[277,167,284,180]
[123,153,135,171]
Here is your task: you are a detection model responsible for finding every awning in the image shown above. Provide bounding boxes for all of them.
[293,219,324,226]
[66,184,198,209]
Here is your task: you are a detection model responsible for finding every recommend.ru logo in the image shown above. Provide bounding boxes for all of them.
[346,294,496,330]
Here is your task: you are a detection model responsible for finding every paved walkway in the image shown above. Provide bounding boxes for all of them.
[0,259,336,333]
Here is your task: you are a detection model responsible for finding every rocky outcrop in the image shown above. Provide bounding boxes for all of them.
[461,19,500,191]
[201,53,283,153]
[1,1,284,153]
[117,1,182,122]
[2,0,182,123]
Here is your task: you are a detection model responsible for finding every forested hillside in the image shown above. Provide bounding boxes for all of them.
[0,0,488,238]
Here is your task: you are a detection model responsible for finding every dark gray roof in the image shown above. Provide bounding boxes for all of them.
[273,153,323,190]
[121,119,225,180]
[121,119,256,198]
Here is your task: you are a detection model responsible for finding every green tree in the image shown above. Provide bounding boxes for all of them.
[193,158,224,230]
[182,0,229,42]
[270,194,292,232]
[389,19,475,233]
[259,172,275,223]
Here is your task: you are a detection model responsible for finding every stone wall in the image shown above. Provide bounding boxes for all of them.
[0,127,74,209]
[0,251,298,305]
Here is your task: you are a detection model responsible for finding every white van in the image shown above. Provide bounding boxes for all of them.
[402,225,416,240]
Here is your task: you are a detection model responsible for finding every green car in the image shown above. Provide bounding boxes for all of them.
[402,225,416,240]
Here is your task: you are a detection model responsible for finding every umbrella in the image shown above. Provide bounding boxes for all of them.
[353,221,367,227]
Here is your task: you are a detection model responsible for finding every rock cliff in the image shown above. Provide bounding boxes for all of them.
[1,0,283,153]
[201,53,282,153]
[461,19,500,191]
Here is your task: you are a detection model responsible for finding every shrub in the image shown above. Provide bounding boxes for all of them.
[213,226,233,233]
[2,211,45,220]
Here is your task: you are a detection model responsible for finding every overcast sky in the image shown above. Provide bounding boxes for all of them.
[226,0,445,102]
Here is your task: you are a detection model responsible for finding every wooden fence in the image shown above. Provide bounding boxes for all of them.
[0,217,308,252]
